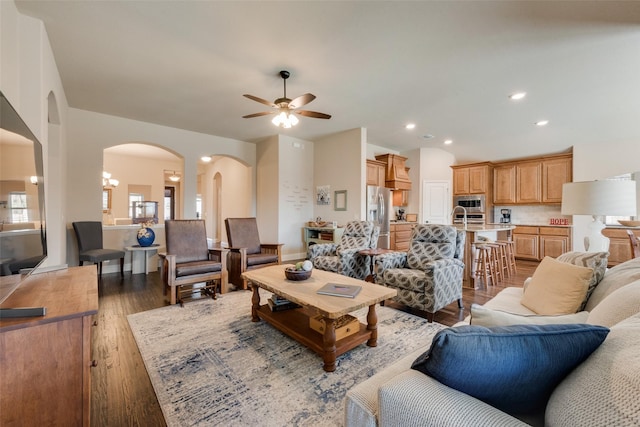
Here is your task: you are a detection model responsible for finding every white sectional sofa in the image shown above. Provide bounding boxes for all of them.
[345,256,640,427]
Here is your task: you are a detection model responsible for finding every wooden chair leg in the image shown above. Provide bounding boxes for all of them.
[457,299,463,309]
[426,312,435,323]
[119,257,124,277]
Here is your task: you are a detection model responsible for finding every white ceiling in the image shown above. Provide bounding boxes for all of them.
[15,1,640,163]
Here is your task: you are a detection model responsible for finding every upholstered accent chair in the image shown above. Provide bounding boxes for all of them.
[72,221,125,278]
[225,217,283,290]
[374,224,465,322]
[164,220,229,305]
[307,221,380,280]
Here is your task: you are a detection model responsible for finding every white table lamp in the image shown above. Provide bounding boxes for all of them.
[561,180,637,252]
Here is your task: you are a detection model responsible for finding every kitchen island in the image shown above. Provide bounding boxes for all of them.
[454,224,516,289]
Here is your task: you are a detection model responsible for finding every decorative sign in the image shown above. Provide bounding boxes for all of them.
[549,218,570,225]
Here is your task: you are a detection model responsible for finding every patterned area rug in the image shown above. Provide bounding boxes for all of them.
[128,291,446,427]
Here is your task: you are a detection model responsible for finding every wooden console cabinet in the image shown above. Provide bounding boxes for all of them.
[0,266,98,426]
[603,227,640,267]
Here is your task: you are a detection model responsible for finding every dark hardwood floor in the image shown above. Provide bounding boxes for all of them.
[90,259,540,426]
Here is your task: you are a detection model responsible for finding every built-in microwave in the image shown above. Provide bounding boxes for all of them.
[453,195,485,213]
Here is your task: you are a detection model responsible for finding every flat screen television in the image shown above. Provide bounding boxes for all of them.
[0,91,47,295]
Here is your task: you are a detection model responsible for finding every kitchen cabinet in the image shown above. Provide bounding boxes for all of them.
[451,163,492,195]
[492,153,572,205]
[540,227,571,258]
[366,159,386,187]
[542,155,572,203]
[0,266,98,426]
[304,226,344,250]
[493,164,516,204]
[603,228,640,267]
[516,161,542,203]
[513,226,572,260]
[392,190,409,207]
[390,222,415,251]
[513,226,540,260]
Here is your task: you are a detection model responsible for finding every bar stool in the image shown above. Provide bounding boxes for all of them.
[497,240,517,276]
[473,243,496,287]
[492,241,511,279]
[485,243,503,283]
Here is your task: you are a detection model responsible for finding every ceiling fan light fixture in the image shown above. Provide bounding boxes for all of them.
[272,111,298,128]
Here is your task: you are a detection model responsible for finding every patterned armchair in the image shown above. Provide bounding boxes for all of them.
[307,221,380,280]
[374,224,465,322]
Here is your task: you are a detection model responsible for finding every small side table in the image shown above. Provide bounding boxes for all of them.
[125,244,163,275]
[358,248,395,283]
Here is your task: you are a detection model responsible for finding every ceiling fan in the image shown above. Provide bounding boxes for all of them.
[243,70,331,128]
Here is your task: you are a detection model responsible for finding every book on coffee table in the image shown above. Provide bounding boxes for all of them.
[316,283,362,298]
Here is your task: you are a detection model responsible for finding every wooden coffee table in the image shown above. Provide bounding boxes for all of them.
[242,265,397,372]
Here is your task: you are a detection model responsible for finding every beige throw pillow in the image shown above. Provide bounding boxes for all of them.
[556,251,608,310]
[470,304,589,327]
[521,256,594,315]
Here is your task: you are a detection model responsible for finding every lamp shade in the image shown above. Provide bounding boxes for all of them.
[561,180,637,217]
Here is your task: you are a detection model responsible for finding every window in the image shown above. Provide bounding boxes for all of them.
[605,173,633,224]
[129,193,144,218]
[9,192,29,223]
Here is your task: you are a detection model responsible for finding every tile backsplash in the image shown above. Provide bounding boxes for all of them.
[493,205,569,225]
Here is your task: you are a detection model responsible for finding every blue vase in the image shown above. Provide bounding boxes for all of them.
[137,227,156,247]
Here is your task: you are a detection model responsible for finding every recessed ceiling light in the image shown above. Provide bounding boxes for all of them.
[444,139,453,145]
[509,92,526,100]
[535,120,549,126]
[201,156,212,162]
[405,123,416,130]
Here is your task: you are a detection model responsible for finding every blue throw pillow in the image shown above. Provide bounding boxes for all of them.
[411,324,609,417]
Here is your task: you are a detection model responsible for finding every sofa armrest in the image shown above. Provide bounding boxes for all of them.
[373,252,407,283]
[378,370,530,427]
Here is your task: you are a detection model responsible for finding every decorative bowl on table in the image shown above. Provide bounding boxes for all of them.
[618,220,640,227]
[285,264,313,281]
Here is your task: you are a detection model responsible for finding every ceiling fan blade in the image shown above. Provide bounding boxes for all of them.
[288,93,316,109]
[242,111,275,118]
[295,110,332,119]
[243,94,275,107]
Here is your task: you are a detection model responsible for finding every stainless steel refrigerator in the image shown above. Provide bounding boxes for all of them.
[367,185,392,249]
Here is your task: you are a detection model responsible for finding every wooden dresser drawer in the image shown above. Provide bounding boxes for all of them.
[539,227,571,236]
[395,230,412,242]
[513,226,539,235]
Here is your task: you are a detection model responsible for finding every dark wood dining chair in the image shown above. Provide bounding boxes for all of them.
[627,230,640,259]
[225,217,283,290]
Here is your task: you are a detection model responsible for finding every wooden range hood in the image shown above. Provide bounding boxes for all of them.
[375,154,411,190]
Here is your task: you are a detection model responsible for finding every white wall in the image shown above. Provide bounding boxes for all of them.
[570,141,640,250]
[1,0,69,269]
[315,128,366,224]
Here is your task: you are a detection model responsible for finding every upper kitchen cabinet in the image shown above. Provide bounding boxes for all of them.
[492,152,572,205]
[366,159,386,187]
[516,161,542,204]
[493,164,516,204]
[451,163,492,195]
[542,155,572,203]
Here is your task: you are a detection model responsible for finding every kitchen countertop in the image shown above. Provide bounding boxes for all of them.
[454,224,515,232]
